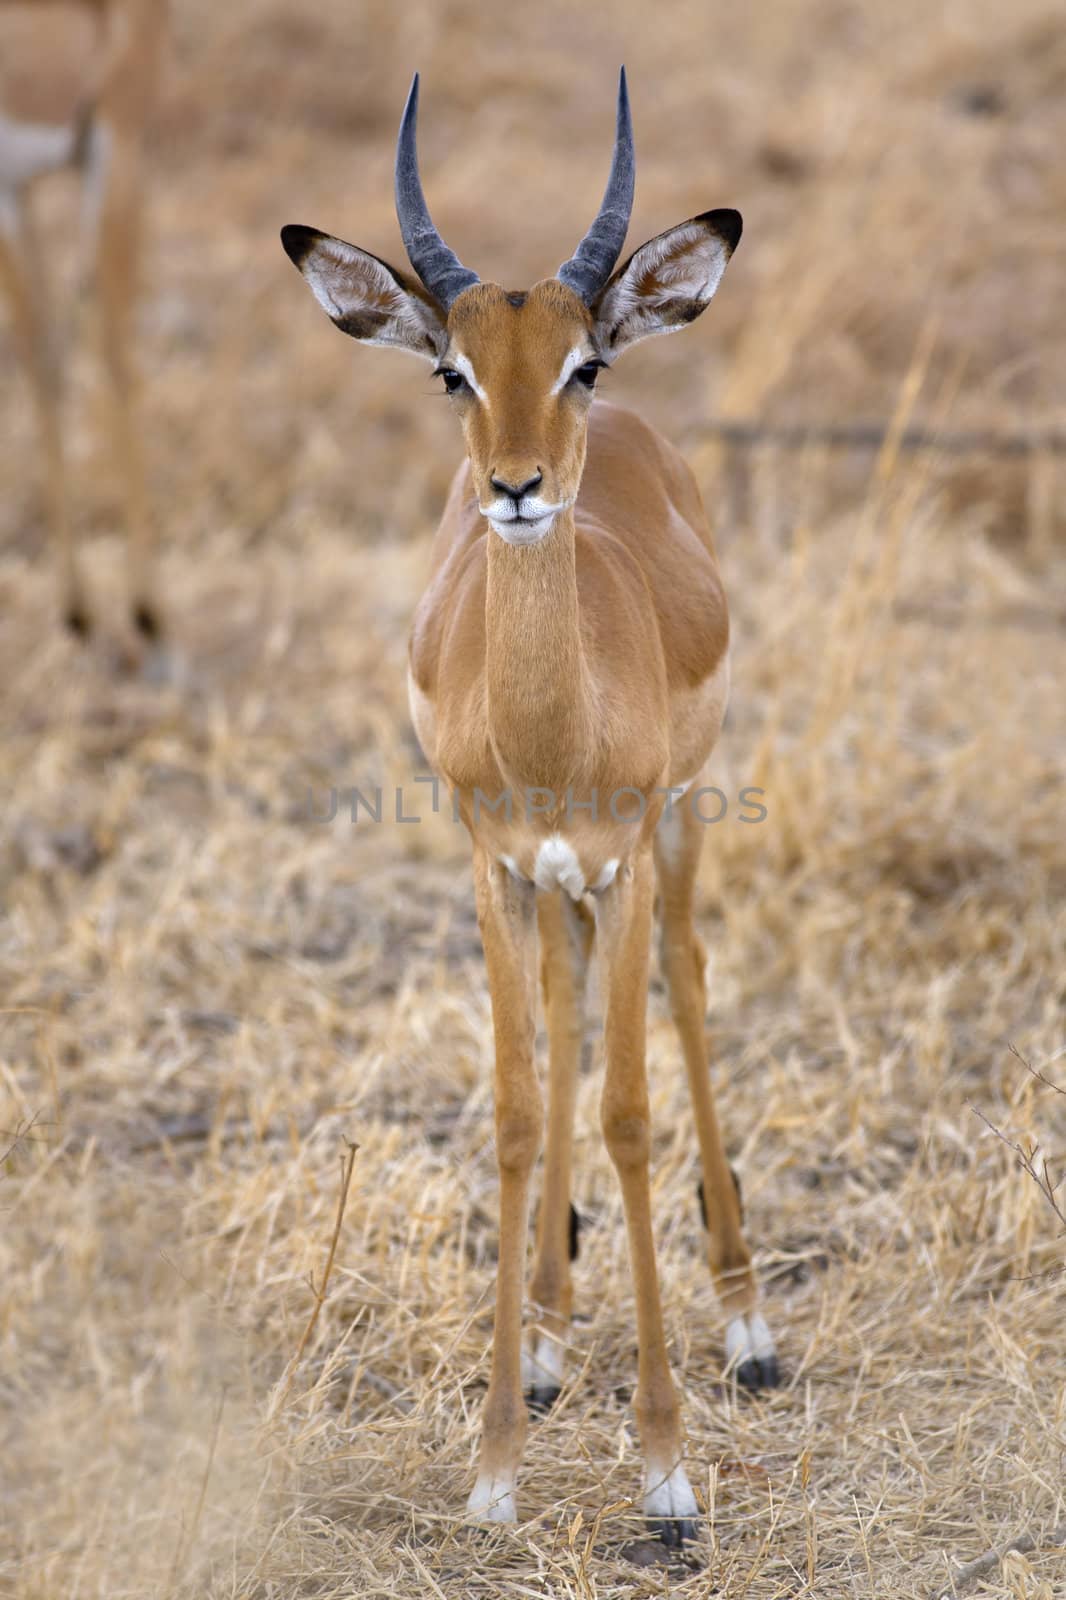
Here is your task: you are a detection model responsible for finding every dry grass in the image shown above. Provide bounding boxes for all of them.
[2,1,1065,1595]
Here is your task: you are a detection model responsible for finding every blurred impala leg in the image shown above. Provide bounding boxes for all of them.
[89,119,159,639]
[0,184,86,632]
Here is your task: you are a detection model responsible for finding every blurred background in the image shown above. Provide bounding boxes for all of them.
[1,3,1063,1597]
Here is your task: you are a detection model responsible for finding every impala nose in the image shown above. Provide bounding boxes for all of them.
[491,469,543,501]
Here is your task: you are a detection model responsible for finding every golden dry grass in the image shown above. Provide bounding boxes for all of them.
[1,1,1065,1596]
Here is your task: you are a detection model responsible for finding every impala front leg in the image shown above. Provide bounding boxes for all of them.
[596,849,699,1547]
[468,849,542,1524]
[526,890,593,1411]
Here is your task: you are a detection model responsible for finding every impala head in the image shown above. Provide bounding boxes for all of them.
[282,69,741,546]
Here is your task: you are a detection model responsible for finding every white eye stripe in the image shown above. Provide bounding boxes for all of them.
[447,346,595,401]
[550,346,592,395]
[449,353,489,404]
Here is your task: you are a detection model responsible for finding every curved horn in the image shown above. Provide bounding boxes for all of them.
[395,73,479,309]
[557,66,635,304]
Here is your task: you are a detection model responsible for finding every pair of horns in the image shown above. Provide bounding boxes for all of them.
[396,68,634,309]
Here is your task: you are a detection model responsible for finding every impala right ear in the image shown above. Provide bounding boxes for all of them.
[281,224,448,361]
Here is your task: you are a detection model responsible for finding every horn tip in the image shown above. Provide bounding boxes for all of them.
[615,65,633,148]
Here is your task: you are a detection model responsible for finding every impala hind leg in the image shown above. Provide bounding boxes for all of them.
[654,798,778,1389]
[526,890,593,1412]
[0,189,86,632]
[468,851,542,1524]
[597,850,699,1546]
[87,123,160,639]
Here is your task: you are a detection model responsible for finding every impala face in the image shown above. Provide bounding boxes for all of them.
[440,280,598,544]
[282,71,740,556]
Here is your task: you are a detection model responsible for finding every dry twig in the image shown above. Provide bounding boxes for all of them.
[163,1387,227,1600]
[970,1045,1066,1233]
[0,1109,49,1167]
[700,416,1066,458]
[930,1518,1066,1599]
[271,1140,359,1412]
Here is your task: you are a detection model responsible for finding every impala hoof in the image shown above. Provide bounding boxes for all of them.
[643,1461,699,1548]
[726,1313,780,1391]
[737,1351,780,1390]
[646,1514,698,1549]
[522,1328,566,1412]
[527,1383,561,1415]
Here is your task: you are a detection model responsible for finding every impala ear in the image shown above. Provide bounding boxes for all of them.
[281,224,448,361]
[592,209,741,358]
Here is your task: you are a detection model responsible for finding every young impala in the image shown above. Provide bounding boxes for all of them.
[0,0,166,639]
[282,69,779,1545]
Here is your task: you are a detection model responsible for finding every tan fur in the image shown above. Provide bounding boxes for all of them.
[410,379,729,884]
[408,302,760,1523]
[287,196,772,1534]
[0,0,166,637]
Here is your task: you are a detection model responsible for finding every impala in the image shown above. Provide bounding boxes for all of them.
[0,0,165,639]
[282,69,779,1545]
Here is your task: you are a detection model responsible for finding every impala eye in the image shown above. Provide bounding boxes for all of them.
[572,360,603,389]
[436,367,466,394]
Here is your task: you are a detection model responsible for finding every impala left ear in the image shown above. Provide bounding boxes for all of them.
[592,209,741,358]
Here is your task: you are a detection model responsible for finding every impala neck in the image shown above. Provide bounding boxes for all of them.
[484,508,589,793]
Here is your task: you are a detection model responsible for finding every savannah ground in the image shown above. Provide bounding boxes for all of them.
[1,1,1064,1595]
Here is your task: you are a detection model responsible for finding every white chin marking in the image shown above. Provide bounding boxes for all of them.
[467,1470,517,1524]
[522,1328,566,1390]
[533,835,586,898]
[489,515,554,546]
[725,1312,776,1368]
[643,1460,699,1522]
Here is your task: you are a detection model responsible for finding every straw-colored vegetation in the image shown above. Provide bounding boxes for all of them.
[1,1,1064,1595]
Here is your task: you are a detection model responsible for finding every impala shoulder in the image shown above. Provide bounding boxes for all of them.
[587,398,664,455]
